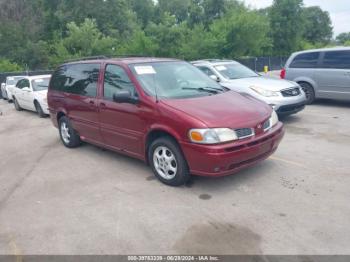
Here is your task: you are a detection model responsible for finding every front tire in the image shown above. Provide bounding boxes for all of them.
[299,82,315,104]
[35,101,46,118]
[149,137,190,186]
[58,116,81,148]
[13,97,22,111]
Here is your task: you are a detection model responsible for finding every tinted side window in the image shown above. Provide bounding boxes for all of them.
[103,64,136,100]
[50,63,100,97]
[289,52,320,68]
[23,79,30,88]
[198,66,215,76]
[322,51,350,69]
[50,67,66,91]
[16,79,24,89]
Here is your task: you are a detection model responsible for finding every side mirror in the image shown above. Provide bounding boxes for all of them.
[210,75,220,82]
[1,83,5,88]
[22,87,31,92]
[113,90,139,104]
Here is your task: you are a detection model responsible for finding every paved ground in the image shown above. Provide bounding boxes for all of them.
[0,98,349,255]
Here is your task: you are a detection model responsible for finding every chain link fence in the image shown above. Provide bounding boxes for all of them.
[236,56,288,72]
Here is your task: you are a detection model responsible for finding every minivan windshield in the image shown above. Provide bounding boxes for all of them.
[214,63,259,79]
[32,78,50,91]
[130,61,225,99]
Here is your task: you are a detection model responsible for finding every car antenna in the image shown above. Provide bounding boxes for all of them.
[152,73,159,103]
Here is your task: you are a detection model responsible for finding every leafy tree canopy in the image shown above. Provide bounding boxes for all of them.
[0,0,335,71]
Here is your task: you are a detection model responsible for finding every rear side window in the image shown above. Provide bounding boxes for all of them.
[50,63,100,97]
[103,64,136,100]
[289,52,320,68]
[321,51,350,69]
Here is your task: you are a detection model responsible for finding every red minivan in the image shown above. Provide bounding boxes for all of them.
[48,57,284,186]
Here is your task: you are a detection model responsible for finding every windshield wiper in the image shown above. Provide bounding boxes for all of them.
[182,86,223,93]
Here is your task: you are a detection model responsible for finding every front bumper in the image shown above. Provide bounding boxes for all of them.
[276,102,305,116]
[254,91,307,116]
[180,122,284,177]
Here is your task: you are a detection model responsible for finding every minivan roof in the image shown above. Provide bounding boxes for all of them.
[63,57,180,66]
[291,46,350,55]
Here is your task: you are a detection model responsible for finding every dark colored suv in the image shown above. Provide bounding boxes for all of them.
[48,57,284,186]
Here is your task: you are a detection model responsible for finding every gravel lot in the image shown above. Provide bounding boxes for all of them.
[0,98,349,255]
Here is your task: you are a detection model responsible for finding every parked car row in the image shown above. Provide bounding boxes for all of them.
[1,75,51,118]
[6,47,347,186]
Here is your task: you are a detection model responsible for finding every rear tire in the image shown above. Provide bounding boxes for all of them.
[58,116,81,148]
[35,101,46,118]
[299,82,315,104]
[13,97,22,111]
[148,137,190,186]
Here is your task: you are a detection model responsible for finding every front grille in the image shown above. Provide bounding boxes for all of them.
[281,87,301,97]
[263,119,271,131]
[235,128,254,139]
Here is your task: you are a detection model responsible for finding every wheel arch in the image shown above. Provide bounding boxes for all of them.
[144,127,182,165]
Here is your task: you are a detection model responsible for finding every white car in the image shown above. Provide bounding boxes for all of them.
[12,75,51,117]
[2,76,24,101]
[1,83,5,98]
[192,59,307,116]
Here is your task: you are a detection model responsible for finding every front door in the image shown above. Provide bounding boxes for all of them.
[99,64,146,158]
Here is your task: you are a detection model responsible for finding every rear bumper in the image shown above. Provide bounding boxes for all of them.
[181,122,284,177]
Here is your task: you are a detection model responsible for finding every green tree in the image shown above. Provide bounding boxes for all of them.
[49,19,119,67]
[302,6,333,45]
[145,13,188,57]
[157,0,191,23]
[336,32,350,44]
[129,0,155,28]
[269,0,303,55]
[209,8,272,57]
[120,30,158,56]
[0,59,23,72]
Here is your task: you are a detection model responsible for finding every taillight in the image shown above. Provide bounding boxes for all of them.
[280,68,286,79]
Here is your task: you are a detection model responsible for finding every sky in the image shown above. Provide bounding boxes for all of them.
[242,0,350,36]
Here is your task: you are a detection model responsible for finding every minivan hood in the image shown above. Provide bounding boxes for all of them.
[222,76,297,92]
[160,91,272,128]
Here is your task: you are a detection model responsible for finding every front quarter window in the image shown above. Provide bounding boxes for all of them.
[130,62,225,99]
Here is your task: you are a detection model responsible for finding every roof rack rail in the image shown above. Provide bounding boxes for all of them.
[64,56,109,63]
[64,54,158,63]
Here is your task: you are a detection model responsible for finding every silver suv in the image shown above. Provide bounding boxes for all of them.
[192,59,306,116]
[282,47,350,104]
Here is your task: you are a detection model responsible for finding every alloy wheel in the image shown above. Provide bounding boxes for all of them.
[153,146,178,180]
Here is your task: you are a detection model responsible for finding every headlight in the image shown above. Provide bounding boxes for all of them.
[250,86,279,97]
[269,110,279,127]
[189,128,238,144]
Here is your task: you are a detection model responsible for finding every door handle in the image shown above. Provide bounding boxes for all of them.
[100,102,106,108]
